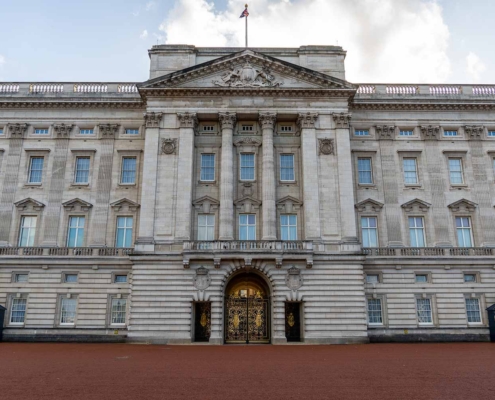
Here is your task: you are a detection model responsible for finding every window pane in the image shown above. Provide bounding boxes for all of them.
[367,299,382,324]
[198,214,214,241]
[114,275,128,283]
[358,158,372,184]
[280,154,295,181]
[409,217,425,247]
[60,298,77,324]
[29,157,44,183]
[366,275,379,284]
[201,154,215,181]
[449,159,463,184]
[111,299,127,324]
[240,154,255,180]
[465,298,481,323]
[464,274,476,283]
[116,217,133,248]
[403,158,418,184]
[75,157,90,183]
[239,214,256,240]
[65,274,78,283]
[10,298,27,324]
[361,217,378,247]
[121,158,136,184]
[280,214,297,240]
[19,216,37,247]
[456,217,472,247]
[417,298,432,323]
[67,217,85,247]
[415,275,428,283]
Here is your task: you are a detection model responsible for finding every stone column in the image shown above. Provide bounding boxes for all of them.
[135,112,163,251]
[297,113,321,240]
[259,112,277,240]
[40,124,71,246]
[90,124,118,246]
[0,124,27,246]
[218,112,236,241]
[175,112,198,240]
[332,113,359,243]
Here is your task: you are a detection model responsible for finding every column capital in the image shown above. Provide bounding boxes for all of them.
[420,125,440,141]
[332,112,352,129]
[465,125,484,141]
[297,112,318,129]
[259,112,277,129]
[53,123,73,139]
[144,112,164,128]
[375,125,396,140]
[8,123,28,138]
[177,112,198,129]
[218,112,237,130]
[98,124,119,138]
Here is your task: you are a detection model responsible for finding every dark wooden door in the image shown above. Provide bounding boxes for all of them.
[285,302,301,342]
[194,302,211,342]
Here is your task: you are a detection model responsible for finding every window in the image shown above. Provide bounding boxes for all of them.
[416,298,433,324]
[280,125,293,133]
[64,274,78,283]
[34,128,49,135]
[18,216,37,247]
[281,215,297,240]
[111,298,127,325]
[14,274,29,283]
[202,125,215,132]
[456,217,473,247]
[116,216,133,248]
[355,130,369,136]
[67,216,85,247]
[366,274,379,284]
[444,130,458,137]
[361,217,378,247]
[121,157,136,184]
[465,298,482,323]
[415,274,428,283]
[367,298,383,325]
[448,159,464,184]
[400,130,414,136]
[28,157,44,183]
[79,129,94,135]
[488,131,495,137]
[240,153,255,181]
[403,158,418,184]
[74,157,90,184]
[10,298,27,324]
[464,273,477,283]
[409,217,425,247]
[239,214,256,240]
[280,154,295,181]
[125,129,139,135]
[357,158,373,184]
[198,214,215,241]
[0,128,3,135]
[200,154,215,181]
[60,297,77,325]
[114,275,128,284]
[241,125,254,132]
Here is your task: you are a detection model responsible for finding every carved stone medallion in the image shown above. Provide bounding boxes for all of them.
[318,138,335,155]
[285,266,303,290]
[213,62,283,88]
[193,267,211,291]
[161,138,177,154]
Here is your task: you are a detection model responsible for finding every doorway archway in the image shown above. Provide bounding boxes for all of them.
[224,271,271,344]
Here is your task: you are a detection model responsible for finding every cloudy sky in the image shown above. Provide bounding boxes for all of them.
[0,0,493,84]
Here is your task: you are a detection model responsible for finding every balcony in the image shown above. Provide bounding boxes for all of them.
[363,247,495,257]
[183,240,313,253]
[0,247,133,257]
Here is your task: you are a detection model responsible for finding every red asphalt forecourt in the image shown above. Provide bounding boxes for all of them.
[0,342,494,400]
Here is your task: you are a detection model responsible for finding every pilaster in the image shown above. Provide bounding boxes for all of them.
[259,112,277,240]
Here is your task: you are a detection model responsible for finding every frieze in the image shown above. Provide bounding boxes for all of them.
[318,138,335,155]
[161,138,178,155]
[332,112,351,129]
[213,62,283,88]
[0,101,144,109]
[351,102,495,111]
[297,112,318,129]
[144,112,163,128]
[233,137,262,147]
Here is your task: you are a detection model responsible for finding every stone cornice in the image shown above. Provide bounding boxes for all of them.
[0,100,144,109]
[351,101,495,111]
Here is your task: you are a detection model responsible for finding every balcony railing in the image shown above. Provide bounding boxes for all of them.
[0,247,133,257]
[0,82,140,95]
[356,84,495,97]
[183,240,313,252]
[363,247,495,257]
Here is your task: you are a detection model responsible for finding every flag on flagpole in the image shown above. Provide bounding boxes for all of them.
[240,5,249,18]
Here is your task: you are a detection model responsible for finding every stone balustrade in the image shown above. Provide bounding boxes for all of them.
[0,82,140,95]
[363,247,495,257]
[0,247,133,257]
[183,240,313,253]
[356,84,495,97]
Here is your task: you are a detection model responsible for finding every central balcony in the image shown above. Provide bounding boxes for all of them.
[183,240,313,252]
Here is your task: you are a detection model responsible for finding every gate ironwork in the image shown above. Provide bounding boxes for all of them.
[225,291,270,343]
[194,302,211,342]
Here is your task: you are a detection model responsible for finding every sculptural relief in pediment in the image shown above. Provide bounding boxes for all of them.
[212,62,283,88]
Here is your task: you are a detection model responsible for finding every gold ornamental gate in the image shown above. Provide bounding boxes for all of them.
[224,274,270,344]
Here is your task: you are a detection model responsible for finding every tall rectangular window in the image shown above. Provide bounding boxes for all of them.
[448,159,464,184]
[358,158,373,184]
[28,157,44,183]
[409,217,425,247]
[367,299,383,325]
[355,130,369,136]
[240,153,255,180]
[465,298,482,323]
[416,298,433,324]
[456,217,473,247]
[60,297,77,325]
[67,216,85,247]
[116,217,133,248]
[18,216,37,247]
[200,154,215,181]
[198,214,215,241]
[280,154,295,181]
[361,217,378,247]
[239,214,256,240]
[10,298,27,324]
[121,157,136,184]
[281,215,297,240]
[403,158,418,184]
[74,157,90,184]
[111,298,127,325]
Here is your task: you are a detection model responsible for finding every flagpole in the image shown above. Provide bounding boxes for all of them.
[245,4,248,48]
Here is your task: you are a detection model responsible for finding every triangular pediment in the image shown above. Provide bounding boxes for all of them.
[401,199,431,212]
[355,198,384,213]
[139,50,356,92]
[193,196,220,213]
[62,198,93,211]
[277,196,303,213]
[14,198,45,210]
[448,199,477,212]
[110,198,140,211]
[192,195,220,206]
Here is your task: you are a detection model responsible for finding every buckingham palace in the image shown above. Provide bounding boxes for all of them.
[0,44,494,344]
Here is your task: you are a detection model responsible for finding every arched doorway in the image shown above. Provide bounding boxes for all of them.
[224,271,271,344]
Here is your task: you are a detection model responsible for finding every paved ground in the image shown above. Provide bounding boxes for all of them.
[0,343,494,400]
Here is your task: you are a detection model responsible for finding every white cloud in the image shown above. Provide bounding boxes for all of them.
[0,55,5,67]
[140,30,149,39]
[159,0,452,83]
[145,1,157,11]
[466,52,486,83]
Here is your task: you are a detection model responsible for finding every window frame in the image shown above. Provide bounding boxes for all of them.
[361,216,378,248]
[78,128,95,135]
[279,153,295,182]
[120,156,137,185]
[66,215,86,248]
[448,158,464,185]
[113,273,129,284]
[197,214,215,241]
[28,156,44,184]
[399,129,415,137]
[239,214,256,241]
[357,157,374,185]
[354,129,370,137]
[367,297,384,326]
[33,128,50,135]
[115,216,134,248]
[58,295,78,326]
[239,153,256,181]
[403,158,419,185]
[108,295,128,327]
[62,272,79,284]
[415,296,435,326]
[18,215,37,247]
[280,214,297,241]
[455,216,474,247]
[200,153,216,182]
[124,128,140,135]
[9,295,28,326]
[74,156,91,185]
[443,130,459,137]
[365,273,381,284]
[408,216,426,247]
[414,272,431,284]
[464,296,483,325]
[12,272,29,283]
[463,272,479,283]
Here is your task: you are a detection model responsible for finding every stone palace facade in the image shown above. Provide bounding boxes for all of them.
[0,45,494,344]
